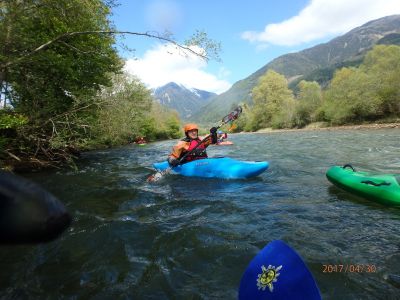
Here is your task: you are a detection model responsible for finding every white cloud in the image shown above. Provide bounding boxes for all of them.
[124,44,232,94]
[242,0,400,46]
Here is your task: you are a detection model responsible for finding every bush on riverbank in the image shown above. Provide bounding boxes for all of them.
[0,74,182,171]
[89,73,181,148]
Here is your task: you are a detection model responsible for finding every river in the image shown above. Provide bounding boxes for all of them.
[1,128,399,299]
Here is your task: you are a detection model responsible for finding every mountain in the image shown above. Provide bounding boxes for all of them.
[194,15,400,122]
[152,82,216,120]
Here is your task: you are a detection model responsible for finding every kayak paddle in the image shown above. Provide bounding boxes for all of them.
[147,106,242,182]
[239,240,321,300]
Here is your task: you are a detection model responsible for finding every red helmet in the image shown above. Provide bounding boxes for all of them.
[184,123,198,133]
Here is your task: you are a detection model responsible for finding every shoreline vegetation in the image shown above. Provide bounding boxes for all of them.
[2,121,399,173]
[254,121,400,134]
[0,1,219,174]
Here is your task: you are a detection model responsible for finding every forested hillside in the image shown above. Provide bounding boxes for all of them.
[195,15,400,122]
[232,45,400,131]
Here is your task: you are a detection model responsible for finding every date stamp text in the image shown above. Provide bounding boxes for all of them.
[322,264,377,273]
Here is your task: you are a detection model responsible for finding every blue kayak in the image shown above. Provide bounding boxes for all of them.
[153,157,269,179]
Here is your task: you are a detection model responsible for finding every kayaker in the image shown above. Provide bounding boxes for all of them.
[135,136,147,144]
[217,130,228,144]
[167,123,218,167]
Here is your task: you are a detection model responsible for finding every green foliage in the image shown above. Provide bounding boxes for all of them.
[150,101,181,139]
[90,73,181,147]
[322,68,378,124]
[360,45,400,116]
[250,70,295,130]
[93,73,152,146]
[322,45,400,125]
[163,115,181,138]
[0,110,28,129]
[184,30,222,62]
[1,0,121,120]
[0,0,221,170]
[0,0,122,166]
[0,110,28,158]
[293,80,322,127]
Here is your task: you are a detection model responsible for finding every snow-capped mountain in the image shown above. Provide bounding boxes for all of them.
[152,82,216,120]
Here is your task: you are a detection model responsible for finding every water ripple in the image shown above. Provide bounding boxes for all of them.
[2,129,400,299]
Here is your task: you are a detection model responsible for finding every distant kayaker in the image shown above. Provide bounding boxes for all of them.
[217,130,228,144]
[167,123,218,167]
[135,136,147,144]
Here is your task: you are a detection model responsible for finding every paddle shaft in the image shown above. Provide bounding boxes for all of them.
[176,132,215,164]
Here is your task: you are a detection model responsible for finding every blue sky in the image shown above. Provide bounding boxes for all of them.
[111,0,400,94]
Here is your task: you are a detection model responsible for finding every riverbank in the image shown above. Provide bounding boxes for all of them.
[3,121,399,172]
[254,122,400,134]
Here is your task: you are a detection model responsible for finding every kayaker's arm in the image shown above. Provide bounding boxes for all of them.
[200,127,218,146]
[168,141,188,166]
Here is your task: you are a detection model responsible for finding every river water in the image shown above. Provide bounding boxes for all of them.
[1,128,399,299]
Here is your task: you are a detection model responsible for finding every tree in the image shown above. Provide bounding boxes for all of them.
[1,0,121,115]
[294,80,322,127]
[250,70,295,130]
[94,73,152,146]
[320,45,400,125]
[0,0,219,168]
[323,67,378,124]
[0,0,123,165]
[360,45,400,116]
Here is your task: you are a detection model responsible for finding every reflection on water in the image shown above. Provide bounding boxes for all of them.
[1,128,399,299]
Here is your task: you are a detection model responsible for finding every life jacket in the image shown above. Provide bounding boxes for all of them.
[179,137,208,163]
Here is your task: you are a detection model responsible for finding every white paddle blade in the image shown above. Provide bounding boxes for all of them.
[147,168,171,182]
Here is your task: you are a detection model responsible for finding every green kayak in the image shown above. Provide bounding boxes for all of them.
[326,165,400,206]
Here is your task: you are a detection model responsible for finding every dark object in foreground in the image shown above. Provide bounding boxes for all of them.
[0,171,71,244]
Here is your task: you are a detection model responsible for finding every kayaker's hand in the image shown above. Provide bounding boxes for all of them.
[209,127,218,144]
[168,157,179,167]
